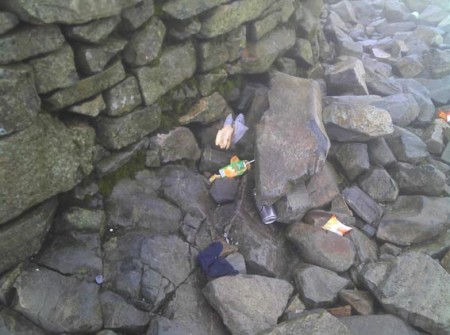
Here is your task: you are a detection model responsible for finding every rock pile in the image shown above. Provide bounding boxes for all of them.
[1,0,450,334]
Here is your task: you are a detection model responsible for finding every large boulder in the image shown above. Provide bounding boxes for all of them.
[371,93,420,127]
[361,252,450,334]
[358,168,399,202]
[0,114,94,225]
[377,196,450,246]
[0,308,46,334]
[287,223,356,273]
[150,127,201,163]
[255,72,330,205]
[0,0,141,24]
[202,274,293,335]
[13,267,102,333]
[340,314,421,335]
[386,126,429,164]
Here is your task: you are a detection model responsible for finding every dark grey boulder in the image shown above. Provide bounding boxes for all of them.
[306,162,340,208]
[386,127,429,164]
[147,316,191,335]
[275,182,312,224]
[358,168,399,202]
[0,24,65,64]
[202,274,293,335]
[388,162,448,196]
[104,76,142,117]
[338,289,375,316]
[0,64,40,136]
[332,142,370,180]
[371,93,420,127]
[326,56,369,95]
[259,309,354,335]
[28,44,79,94]
[161,273,229,335]
[100,290,150,332]
[287,223,356,273]
[293,264,350,308]
[119,0,154,32]
[210,178,239,204]
[149,127,201,163]
[368,137,397,166]
[0,308,46,334]
[106,178,181,233]
[123,17,166,67]
[255,72,329,205]
[339,314,421,335]
[377,196,450,246]
[63,15,121,43]
[396,78,435,125]
[0,11,18,35]
[361,252,450,335]
[13,267,102,333]
[179,92,232,125]
[342,186,384,225]
[422,119,447,154]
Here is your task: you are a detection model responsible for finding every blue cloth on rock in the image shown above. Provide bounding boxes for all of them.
[198,242,239,277]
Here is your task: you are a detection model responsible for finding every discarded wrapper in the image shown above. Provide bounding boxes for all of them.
[209,156,254,182]
[215,114,248,150]
[322,215,353,236]
[438,110,450,123]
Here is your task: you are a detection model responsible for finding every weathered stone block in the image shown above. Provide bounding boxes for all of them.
[0,11,18,35]
[63,15,121,43]
[104,76,142,117]
[163,0,228,20]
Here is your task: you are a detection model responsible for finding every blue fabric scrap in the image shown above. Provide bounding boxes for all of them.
[198,242,239,277]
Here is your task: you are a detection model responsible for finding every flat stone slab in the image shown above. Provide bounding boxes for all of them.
[163,0,229,20]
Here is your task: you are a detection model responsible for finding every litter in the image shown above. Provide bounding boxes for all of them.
[209,155,254,182]
[322,215,353,236]
[95,275,104,284]
[438,109,450,122]
[253,190,277,224]
[215,113,249,150]
[198,241,239,277]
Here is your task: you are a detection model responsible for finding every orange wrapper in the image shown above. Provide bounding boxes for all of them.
[322,215,353,236]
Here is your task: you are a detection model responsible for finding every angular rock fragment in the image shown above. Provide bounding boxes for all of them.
[104,76,142,117]
[150,127,201,163]
[386,126,429,164]
[342,186,384,225]
[63,16,121,43]
[358,168,399,202]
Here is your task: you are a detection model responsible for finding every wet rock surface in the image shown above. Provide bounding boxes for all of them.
[1,0,450,334]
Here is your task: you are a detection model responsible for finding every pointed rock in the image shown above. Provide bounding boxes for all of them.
[358,167,399,202]
[342,186,384,225]
[326,56,369,96]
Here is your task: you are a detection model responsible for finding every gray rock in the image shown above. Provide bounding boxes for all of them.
[386,127,429,164]
[430,48,450,78]
[0,114,93,224]
[233,26,296,74]
[150,127,201,163]
[158,165,216,221]
[74,36,127,75]
[333,142,370,181]
[95,139,147,177]
[338,290,374,315]
[123,17,166,67]
[342,186,384,225]
[340,314,420,335]
[210,178,239,204]
[0,64,40,136]
[419,4,449,24]
[306,162,340,208]
[280,295,305,321]
[100,290,150,331]
[442,141,450,164]
[361,252,450,335]
[28,44,79,94]
[293,264,350,308]
[161,273,229,335]
[368,138,397,166]
[422,119,447,154]
[348,228,379,266]
[275,182,312,224]
[388,162,447,196]
[377,196,450,246]
[196,69,228,96]
[377,22,417,35]
[358,168,399,202]
[0,199,56,274]
[163,0,228,20]
[166,17,201,41]
[119,0,154,32]
[56,207,105,234]
[96,104,161,150]
[338,40,364,58]
[260,309,354,335]
[63,15,121,43]
[255,72,329,205]
[362,55,393,77]
[198,146,233,173]
[179,92,233,125]
[104,76,142,117]
[45,60,126,111]
[228,175,293,278]
[0,11,18,35]
[197,26,246,73]
[36,233,102,279]
[326,56,369,95]
[13,267,102,333]
[0,264,22,305]
[289,38,315,66]
[147,316,191,335]
[417,76,450,105]
[203,274,293,335]
[0,0,141,24]
[371,93,420,127]
[287,223,356,273]
[134,40,196,106]
[198,0,277,38]
[394,55,424,78]
[330,0,358,23]
[106,178,181,233]
[383,0,410,21]
[0,308,46,334]
[323,102,394,142]
[396,78,435,125]
[248,10,284,41]
[366,75,403,96]
[0,24,65,64]
[226,253,247,274]
[68,95,105,118]
[275,57,298,76]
